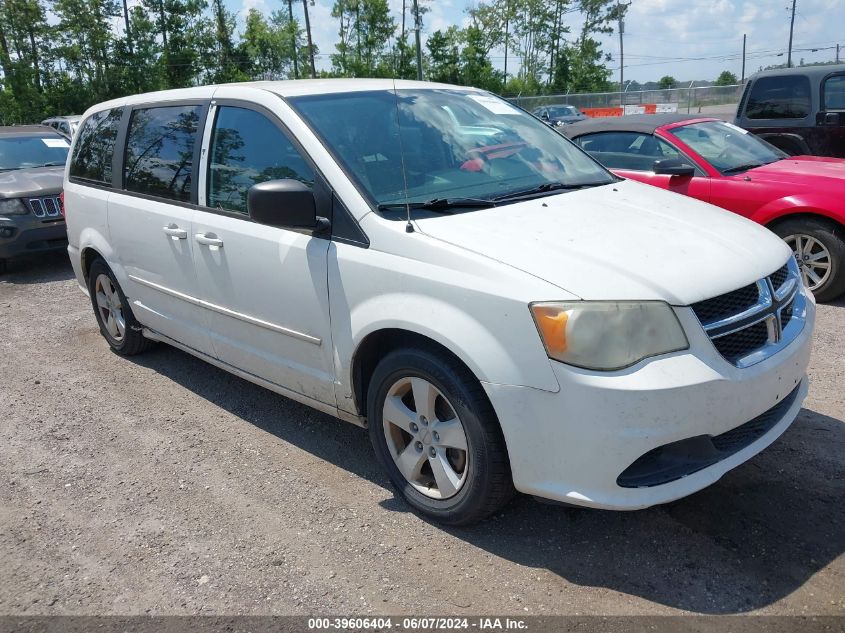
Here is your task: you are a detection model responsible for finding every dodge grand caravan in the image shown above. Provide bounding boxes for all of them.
[64,80,815,525]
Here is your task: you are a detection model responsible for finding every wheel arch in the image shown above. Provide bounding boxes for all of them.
[763,209,845,233]
[80,246,104,285]
[351,328,485,420]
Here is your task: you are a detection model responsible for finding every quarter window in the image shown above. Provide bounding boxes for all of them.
[124,105,202,202]
[208,106,314,215]
[822,74,845,111]
[745,76,811,119]
[69,108,122,185]
[575,132,684,171]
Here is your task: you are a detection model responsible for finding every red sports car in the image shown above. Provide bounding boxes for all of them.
[564,114,845,300]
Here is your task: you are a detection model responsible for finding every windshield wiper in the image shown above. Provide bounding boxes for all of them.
[722,162,766,175]
[377,197,496,213]
[36,162,66,167]
[492,181,606,202]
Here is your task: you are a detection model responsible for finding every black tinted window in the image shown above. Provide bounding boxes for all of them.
[746,76,811,119]
[575,132,681,171]
[823,74,845,111]
[69,108,122,184]
[208,106,314,215]
[124,105,202,201]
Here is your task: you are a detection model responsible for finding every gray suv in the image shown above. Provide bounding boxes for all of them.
[0,126,70,273]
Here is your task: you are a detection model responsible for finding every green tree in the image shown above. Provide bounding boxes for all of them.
[714,70,738,86]
[426,28,460,84]
[330,0,395,77]
[658,75,677,89]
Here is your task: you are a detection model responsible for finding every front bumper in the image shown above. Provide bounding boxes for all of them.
[484,293,815,510]
[0,216,67,259]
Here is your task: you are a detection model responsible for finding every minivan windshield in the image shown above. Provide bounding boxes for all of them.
[671,120,786,174]
[289,89,613,211]
[0,135,70,171]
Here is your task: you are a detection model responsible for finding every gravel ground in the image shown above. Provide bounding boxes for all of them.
[0,251,843,616]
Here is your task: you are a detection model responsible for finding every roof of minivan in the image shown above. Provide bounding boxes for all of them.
[749,63,845,80]
[0,125,64,137]
[84,79,485,114]
[83,79,490,116]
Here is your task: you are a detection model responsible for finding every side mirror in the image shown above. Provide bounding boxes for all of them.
[653,158,695,177]
[247,179,329,232]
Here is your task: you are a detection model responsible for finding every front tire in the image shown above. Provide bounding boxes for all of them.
[367,347,514,525]
[87,258,154,355]
[773,218,845,302]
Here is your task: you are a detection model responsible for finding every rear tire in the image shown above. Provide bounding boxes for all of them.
[772,217,845,302]
[87,258,154,355]
[367,346,514,525]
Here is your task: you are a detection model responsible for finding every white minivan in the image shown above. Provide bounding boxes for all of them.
[64,80,815,524]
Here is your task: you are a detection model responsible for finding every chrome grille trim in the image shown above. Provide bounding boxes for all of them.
[692,257,806,368]
[27,196,63,219]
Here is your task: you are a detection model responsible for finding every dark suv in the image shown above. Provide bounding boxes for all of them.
[0,126,70,273]
[735,64,845,157]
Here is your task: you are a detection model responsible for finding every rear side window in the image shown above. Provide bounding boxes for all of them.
[69,108,122,185]
[208,106,314,215]
[823,74,845,111]
[575,132,682,171]
[745,76,811,119]
[124,105,202,202]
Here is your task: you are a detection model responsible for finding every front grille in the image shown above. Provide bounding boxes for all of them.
[691,259,802,367]
[712,320,769,364]
[769,264,789,292]
[617,384,801,488]
[780,299,794,330]
[27,196,63,219]
[691,283,759,324]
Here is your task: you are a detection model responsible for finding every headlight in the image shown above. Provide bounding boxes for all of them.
[530,301,688,371]
[0,198,29,216]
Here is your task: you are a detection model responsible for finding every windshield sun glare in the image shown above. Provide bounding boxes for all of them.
[289,89,613,212]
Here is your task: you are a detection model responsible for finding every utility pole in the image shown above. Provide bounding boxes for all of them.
[741,33,746,82]
[302,0,316,78]
[288,0,299,79]
[503,0,509,88]
[787,0,796,68]
[412,0,422,80]
[618,2,626,99]
[122,0,133,54]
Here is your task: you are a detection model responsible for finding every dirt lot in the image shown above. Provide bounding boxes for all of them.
[1,252,843,616]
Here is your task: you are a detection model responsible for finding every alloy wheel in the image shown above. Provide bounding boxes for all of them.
[784,234,832,292]
[94,273,126,342]
[382,376,469,500]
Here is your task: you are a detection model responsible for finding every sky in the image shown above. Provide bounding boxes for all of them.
[227,0,844,84]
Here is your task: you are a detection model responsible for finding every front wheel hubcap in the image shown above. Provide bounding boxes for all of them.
[382,376,469,500]
[94,274,126,342]
[784,234,832,292]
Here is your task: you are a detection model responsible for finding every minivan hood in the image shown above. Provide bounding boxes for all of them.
[0,166,64,198]
[414,179,791,305]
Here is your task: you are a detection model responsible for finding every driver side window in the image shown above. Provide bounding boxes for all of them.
[208,106,314,215]
[576,132,683,171]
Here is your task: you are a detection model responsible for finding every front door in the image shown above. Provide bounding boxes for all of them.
[191,103,336,406]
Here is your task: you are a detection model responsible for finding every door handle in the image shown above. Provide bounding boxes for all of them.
[162,225,188,240]
[195,233,224,247]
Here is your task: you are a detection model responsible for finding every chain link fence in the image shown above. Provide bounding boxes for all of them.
[509,84,744,115]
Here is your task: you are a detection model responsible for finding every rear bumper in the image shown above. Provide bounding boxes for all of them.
[0,218,67,259]
[484,294,815,510]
